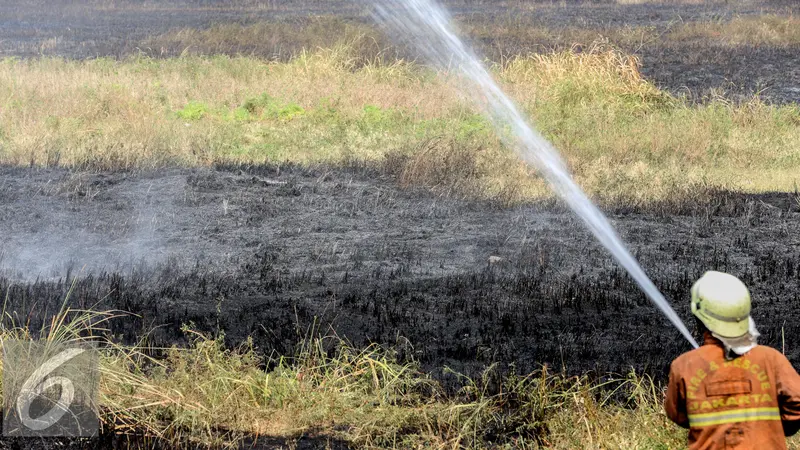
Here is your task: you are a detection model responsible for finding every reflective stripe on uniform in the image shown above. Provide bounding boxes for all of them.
[688,407,781,427]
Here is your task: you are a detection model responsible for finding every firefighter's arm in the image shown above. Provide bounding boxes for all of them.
[775,352,800,436]
[664,361,689,429]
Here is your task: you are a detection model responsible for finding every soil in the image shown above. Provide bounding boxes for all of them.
[1,164,798,382]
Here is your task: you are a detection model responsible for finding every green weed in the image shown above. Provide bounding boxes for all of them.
[176,101,208,120]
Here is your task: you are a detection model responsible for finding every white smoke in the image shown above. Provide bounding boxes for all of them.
[0,174,173,282]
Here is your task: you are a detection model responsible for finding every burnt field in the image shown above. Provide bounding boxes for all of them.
[1,164,798,382]
[2,1,800,448]
[1,0,800,104]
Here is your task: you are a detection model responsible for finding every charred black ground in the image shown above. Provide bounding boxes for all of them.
[2,164,798,383]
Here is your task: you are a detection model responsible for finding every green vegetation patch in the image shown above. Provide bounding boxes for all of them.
[176,101,208,120]
[239,93,306,121]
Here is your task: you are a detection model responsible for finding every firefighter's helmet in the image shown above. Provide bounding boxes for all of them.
[691,271,751,338]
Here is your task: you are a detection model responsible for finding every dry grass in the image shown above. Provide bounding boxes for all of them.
[667,14,800,46]
[140,17,394,63]
[1,43,799,209]
[458,13,800,64]
[138,13,800,64]
[1,290,799,448]
[3,319,799,448]
[0,301,691,448]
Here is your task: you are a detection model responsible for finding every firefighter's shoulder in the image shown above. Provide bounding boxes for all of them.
[670,344,719,372]
[749,344,795,368]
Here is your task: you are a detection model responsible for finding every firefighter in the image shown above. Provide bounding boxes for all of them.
[664,271,800,449]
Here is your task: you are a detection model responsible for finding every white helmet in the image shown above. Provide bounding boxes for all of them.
[691,271,751,338]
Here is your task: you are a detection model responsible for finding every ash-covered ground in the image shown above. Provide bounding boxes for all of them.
[1,165,798,380]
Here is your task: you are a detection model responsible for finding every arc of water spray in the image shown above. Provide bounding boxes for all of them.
[373,0,698,348]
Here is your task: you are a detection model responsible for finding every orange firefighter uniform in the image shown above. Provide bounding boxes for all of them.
[665,333,800,449]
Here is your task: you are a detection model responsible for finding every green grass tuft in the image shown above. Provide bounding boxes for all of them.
[176,101,208,120]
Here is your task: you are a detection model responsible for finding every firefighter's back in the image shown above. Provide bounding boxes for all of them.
[670,342,788,449]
